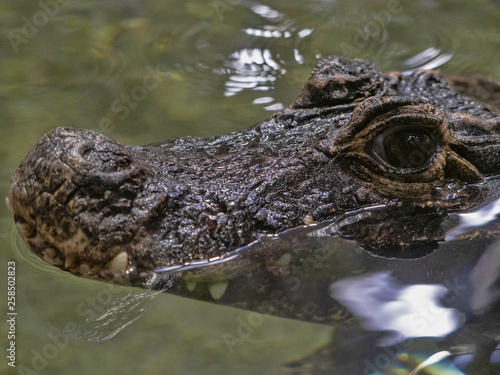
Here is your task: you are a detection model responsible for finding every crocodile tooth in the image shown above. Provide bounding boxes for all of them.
[302,214,315,225]
[65,254,76,269]
[5,197,13,212]
[109,251,128,273]
[42,249,57,265]
[209,281,228,300]
[186,281,197,291]
[42,247,58,265]
[44,247,57,258]
[16,222,35,239]
[276,253,292,266]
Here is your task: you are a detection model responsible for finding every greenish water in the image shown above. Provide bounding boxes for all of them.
[1,1,500,374]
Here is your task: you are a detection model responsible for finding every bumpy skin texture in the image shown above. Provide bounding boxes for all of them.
[8,56,500,285]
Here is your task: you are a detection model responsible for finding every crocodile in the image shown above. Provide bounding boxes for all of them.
[7,55,500,374]
[7,56,500,295]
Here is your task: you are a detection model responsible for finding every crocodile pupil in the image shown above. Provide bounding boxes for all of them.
[376,126,436,169]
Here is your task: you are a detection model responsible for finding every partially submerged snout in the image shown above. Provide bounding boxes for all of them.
[8,127,147,282]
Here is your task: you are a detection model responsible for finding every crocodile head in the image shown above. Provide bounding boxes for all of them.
[8,56,500,285]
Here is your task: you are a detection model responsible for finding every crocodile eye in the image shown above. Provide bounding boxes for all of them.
[371,125,438,171]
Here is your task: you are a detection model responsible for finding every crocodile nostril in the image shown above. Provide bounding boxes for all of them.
[80,143,93,158]
[77,140,133,173]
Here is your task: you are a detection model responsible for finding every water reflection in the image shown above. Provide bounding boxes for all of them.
[321,198,500,373]
[60,286,161,342]
[401,47,453,75]
[469,238,500,313]
[219,1,310,107]
[379,344,500,375]
[222,48,284,97]
[446,196,500,241]
[330,272,465,346]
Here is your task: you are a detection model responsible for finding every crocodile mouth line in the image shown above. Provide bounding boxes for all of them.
[7,171,146,284]
[9,229,148,286]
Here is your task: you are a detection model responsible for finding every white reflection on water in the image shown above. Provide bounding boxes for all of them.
[469,238,500,313]
[330,272,464,346]
[223,48,284,97]
[401,47,453,75]
[445,196,500,241]
[408,350,452,375]
[250,3,283,19]
[219,2,308,104]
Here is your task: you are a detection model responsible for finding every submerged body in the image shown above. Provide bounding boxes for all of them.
[7,56,500,288]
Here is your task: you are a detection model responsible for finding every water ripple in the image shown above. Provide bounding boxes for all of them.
[9,223,162,342]
[216,2,310,108]
[401,47,453,75]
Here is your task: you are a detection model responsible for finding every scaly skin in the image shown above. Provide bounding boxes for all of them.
[7,56,500,288]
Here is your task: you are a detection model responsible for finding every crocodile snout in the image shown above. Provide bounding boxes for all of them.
[8,127,143,281]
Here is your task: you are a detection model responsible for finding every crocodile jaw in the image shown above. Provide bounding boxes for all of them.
[7,127,155,284]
